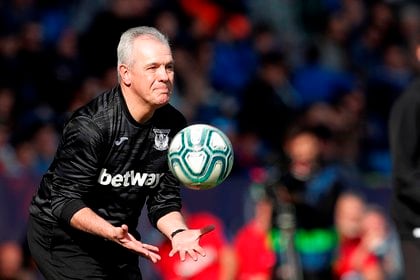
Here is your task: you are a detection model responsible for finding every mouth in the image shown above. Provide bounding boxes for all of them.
[155,88,172,95]
[154,88,172,105]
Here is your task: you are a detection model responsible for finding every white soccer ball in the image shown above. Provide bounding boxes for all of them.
[168,124,234,190]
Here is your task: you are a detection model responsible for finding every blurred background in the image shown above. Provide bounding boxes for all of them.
[0,0,419,279]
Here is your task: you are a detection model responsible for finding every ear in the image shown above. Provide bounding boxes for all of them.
[119,64,131,85]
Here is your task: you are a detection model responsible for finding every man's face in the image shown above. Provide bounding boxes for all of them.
[335,195,365,239]
[286,133,320,179]
[123,36,174,107]
[417,44,420,62]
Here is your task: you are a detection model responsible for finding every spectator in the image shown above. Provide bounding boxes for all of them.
[15,20,50,110]
[361,205,404,280]
[234,184,276,280]
[0,124,17,175]
[291,43,355,109]
[0,88,16,127]
[317,11,352,72]
[269,125,349,280]
[0,0,38,35]
[0,33,21,89]
[79,0,154,77]
[237,50,299,154]
[30,123,59,176]
[46,27,85,113]
[0,139,40,242]
[0,241,35,280]
[208,13,257,98]
[333,192,384,280]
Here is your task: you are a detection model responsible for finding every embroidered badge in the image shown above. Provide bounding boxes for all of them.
[153,129,170,151]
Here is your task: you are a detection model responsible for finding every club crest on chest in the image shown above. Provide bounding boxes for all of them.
[153,129,170,151]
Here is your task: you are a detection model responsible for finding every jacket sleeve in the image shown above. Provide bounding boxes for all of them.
[51,116,105,224]
[389,86,420,205]
[146,171,183,228]
[146,111,187,228]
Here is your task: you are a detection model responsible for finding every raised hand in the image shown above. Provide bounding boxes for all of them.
[169,224,215,261]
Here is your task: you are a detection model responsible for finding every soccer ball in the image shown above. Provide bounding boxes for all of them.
[168,124,234,190]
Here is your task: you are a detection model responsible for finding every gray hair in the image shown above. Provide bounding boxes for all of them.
[117,26,170,68]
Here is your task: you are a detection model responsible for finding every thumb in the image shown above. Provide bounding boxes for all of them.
[121,224,129,232]
[116,224,129,239]
[199,225,215,237]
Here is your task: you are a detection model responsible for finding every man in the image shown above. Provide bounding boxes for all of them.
[234,184,276,279]
[270,125,346,280]
[27,26,213,280]
[333,192,384,280]
[389,41,420,280]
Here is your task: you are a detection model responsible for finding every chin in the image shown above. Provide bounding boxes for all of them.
[159,92,171,103]
[155,97,170,107]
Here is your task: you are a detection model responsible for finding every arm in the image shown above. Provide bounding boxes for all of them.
[70,207,116,239]
[148,166,213,261]
[389,92,420,203]
[51,116,160,262]
[156,211,188,239]
[70,207,161,263]
[350,243,384,280]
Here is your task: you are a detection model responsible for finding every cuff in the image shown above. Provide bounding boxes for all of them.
[149,206,181,228]
[60,199,87,224]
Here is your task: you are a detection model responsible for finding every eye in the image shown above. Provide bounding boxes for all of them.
[166,63,174,72]
[147,65,158,71]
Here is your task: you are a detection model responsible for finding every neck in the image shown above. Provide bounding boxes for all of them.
[121,87,154,124]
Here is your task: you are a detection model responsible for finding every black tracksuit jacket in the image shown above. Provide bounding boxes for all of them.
[389,78,420,239]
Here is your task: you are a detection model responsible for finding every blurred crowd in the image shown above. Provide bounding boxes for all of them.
[0,0,419,279]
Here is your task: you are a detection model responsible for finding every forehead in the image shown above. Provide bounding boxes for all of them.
[338,196,364,214]
[132,36,173,64]
[288,133,320,154]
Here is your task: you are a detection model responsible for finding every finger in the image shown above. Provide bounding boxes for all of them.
[147,251,161,263]
[141,243,160,253]
[199,224,215,236]
[194,246,206,257]
[121,224,129,235]
[179,250,186,262]
[168,248,176,257]
[141,249,160,262]
[116,224,129,240]
[187,249,198,261]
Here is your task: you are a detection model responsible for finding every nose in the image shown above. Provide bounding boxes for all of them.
[157,65,170,81]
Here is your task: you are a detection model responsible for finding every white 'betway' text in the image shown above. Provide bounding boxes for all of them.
[98,168,164,188]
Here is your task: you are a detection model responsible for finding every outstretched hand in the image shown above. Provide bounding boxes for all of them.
[169,224,215,261]
[113,224,161,263]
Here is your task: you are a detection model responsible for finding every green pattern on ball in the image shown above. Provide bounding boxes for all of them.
[168,124,234,190]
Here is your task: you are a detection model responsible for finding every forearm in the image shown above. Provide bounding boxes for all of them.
[70,207,116,240]
[156,211,188,239]
[70,207,162,262]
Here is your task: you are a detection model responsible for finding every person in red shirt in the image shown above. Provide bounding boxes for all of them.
[155,211,236,280]
[233,185,276,280]
[333,192,384,280]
